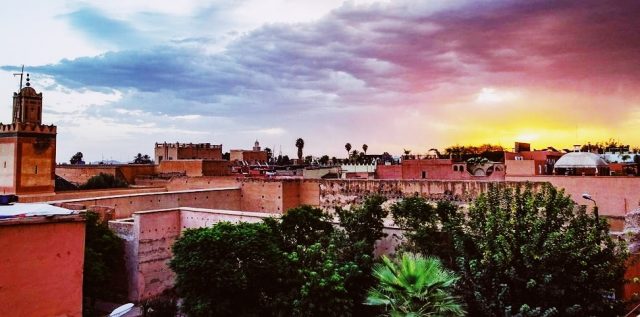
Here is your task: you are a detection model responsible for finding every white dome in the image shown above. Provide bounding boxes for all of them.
[554,152,608,169]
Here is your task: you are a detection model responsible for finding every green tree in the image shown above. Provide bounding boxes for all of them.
[366,253,465,317]
[83,211,125,315]
[170,222,288,317]
[296,138,305,160]
[319,155,330,165]
[70,151,84,164]
[362,144,368,155]
[345,143,352,159]
[81,173,128,190]
[133,153,153,164]
[392,184,628,316]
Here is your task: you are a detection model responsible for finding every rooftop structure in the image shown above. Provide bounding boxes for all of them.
[154,142,223,162]
[553,151,609,176]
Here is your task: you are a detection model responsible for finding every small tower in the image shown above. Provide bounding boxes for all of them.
[12,74,43,125]
[253,140,261,151]
[0,72,57,195]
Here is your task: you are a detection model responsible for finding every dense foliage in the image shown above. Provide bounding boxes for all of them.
[391,184,628,316]
[81,173,128,190]
[70,151,84,164]
[170,201,388,317]
[366,253,465,317]
[83,211,125,315]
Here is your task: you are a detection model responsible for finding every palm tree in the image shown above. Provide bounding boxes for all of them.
[362,144,368,155]
[366,253,465,317]
[295,138,304,160]
[345,143,352,159]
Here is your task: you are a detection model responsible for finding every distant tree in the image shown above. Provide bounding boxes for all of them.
[281,155,291,165]
[222,152,230,160]
[295,138,305,160]
[304,155,313,165]
[133,153,152,164]
[345,143,352,159]
[366,253,465,317]
[381,152,393,163]
[81,173,128,190]
[264,147,273,162]
[319,155,330,165]
[70,152,84,165]
[362,144,368,155]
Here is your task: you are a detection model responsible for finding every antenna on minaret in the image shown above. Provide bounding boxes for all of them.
[12,65,24,91]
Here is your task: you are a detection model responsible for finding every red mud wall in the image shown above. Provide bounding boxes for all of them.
[52,188,242,219]
[507,175,640,217]
[0,218,85,317]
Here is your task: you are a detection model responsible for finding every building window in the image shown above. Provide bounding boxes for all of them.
[453,166,458,171]
[421,171,426,179]
[34,165,38,174]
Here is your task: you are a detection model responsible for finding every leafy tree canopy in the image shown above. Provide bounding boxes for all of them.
[391,184,628,317]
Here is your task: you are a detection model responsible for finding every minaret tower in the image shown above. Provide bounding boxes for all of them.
[0,71,57,195]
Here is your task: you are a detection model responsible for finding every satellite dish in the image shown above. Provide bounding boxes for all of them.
[109,303,134,317]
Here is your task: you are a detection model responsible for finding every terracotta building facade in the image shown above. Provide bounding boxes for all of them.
[154,142,222,162]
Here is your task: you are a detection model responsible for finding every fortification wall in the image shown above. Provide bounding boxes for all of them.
[507,175,640,217]
[56,165,156,185]
[317,179,538,211]
[165,176,241,191]
[50,188,241,219]
[18,187,166,203]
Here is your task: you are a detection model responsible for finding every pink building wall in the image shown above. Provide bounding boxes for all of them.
[0,215,85,317]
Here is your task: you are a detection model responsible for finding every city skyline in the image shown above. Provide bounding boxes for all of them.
[1,0,639,162]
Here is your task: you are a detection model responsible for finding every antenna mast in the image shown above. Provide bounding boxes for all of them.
[12,65,24,91]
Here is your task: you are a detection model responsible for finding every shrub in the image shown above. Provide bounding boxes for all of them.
[83,211,125,315]
[170,221,287,317]
[81,173,127,190]
[391,183,629,316]
[366,253,465,316]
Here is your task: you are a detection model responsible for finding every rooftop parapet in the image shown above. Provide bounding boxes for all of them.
[0,122,57,134]
[155,142,222,149]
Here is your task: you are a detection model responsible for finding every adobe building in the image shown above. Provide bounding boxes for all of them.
[0,203,84,316]
[230,140,268,164]
[154,142,222,162]
[504,142,564,176]
[0,74,56,194]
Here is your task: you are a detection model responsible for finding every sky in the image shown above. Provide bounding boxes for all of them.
[1,0,639,162]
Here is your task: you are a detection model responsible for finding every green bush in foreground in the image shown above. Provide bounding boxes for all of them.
[170,202,388,317]
[366,252,465,317]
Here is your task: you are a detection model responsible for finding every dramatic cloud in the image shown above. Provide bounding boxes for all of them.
[1,0,639,161]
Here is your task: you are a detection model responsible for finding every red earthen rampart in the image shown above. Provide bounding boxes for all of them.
[0,215,85,316]
[506,175,640,217]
